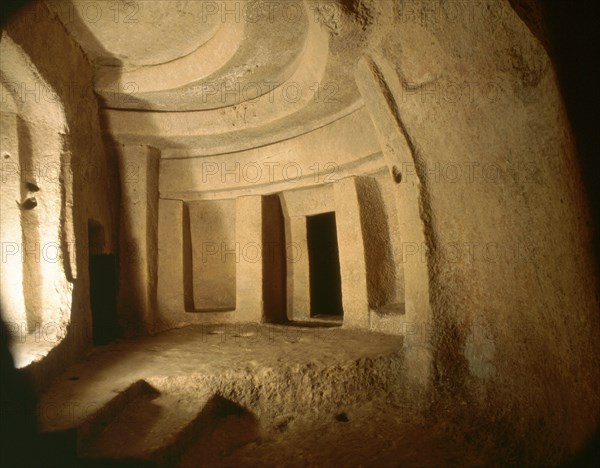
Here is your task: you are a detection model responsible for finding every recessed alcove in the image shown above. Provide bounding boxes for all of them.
[185,200,237,312]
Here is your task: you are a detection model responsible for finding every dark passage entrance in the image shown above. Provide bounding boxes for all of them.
[262,195,287,323]
[88,220,117,345]
[307,212,343,317]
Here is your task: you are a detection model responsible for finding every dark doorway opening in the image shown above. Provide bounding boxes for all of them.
[307,212,343,318]
[88,220,117,345]
[262,195,287,323]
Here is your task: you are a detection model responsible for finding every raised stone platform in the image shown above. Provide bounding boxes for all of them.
[37,324,406,466]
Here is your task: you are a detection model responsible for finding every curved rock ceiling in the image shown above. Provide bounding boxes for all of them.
[48,0,375,154]
[52,1,222,67]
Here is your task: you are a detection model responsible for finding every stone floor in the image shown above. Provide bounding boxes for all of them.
[34,324,524,467]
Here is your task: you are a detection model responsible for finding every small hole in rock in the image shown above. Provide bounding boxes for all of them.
[25,181,40,192]
[19,197,37,210]
[335,412,349,422]
[68,376,79,381]
[392,166,402,183]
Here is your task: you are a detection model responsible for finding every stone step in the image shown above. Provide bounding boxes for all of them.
[78,380,161,452]
[37,380,160,467]
[80,390,259,467]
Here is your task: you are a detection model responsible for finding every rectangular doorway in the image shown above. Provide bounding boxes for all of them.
[307,212,343,318]
[88,220,117,345]
[89,254,117,345]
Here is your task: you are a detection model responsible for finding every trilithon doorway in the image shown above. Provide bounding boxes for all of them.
[306,212,343,318]
[88,220,117,345]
